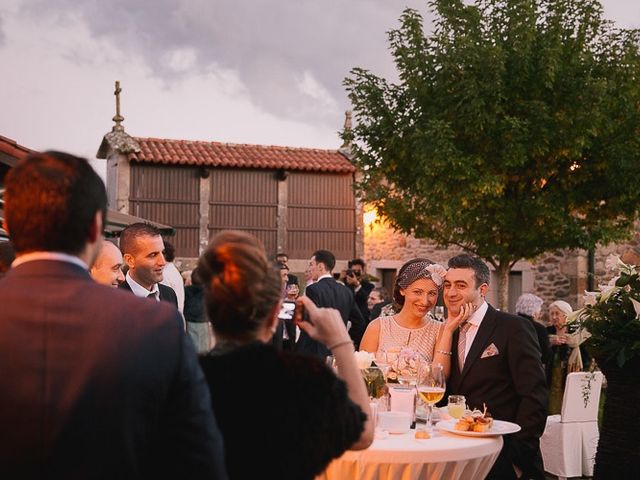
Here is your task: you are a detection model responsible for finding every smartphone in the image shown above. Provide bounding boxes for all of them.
[278,300,296,321]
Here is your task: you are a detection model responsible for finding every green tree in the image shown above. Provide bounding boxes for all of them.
[344,0,640,310]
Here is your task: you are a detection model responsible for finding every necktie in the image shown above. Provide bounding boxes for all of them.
[458,322,472,372]
[147,292,157,300]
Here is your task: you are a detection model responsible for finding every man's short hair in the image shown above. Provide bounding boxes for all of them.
[163,240,176,262]
[276,252,288,261]
[447,254,490,287]
[119,223,162,255]
[4,151,107,254]
[312,249,336,272]
[348,258,366,269]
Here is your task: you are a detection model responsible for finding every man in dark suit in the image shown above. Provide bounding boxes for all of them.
[0,151,227,479]
[118,222,178,307]
[297,249,365,358]
[344,258,375,324]
[444,254,548,480]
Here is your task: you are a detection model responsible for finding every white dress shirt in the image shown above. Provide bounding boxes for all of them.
[462,301,489,361]
[126,272,160,300]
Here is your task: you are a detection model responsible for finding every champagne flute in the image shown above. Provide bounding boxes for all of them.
[374,349,391,380]
[416,362,446,432]
[434,306,445,322]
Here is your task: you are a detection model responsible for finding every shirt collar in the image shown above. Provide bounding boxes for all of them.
[317,273,333,281]
[12,251,88,270]
[126,271,160,299]
[467,300,489,328]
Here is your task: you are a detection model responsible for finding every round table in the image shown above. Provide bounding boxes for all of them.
[316,427,503,480]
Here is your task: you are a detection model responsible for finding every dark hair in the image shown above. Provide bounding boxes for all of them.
[275,252,288,260]
[163,240,176,262]
[312,249,335,271]
[191,267,202,285]
[0,241,16,277]
[4,151,107,254]
[119,223,162,255]
[198,230,281,342]
[447,254,490,288]
[348,258,366,269]
[276,261,289,271]
[393,258,431,306]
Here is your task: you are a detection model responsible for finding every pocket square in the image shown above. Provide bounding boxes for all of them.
[480,343,499,358]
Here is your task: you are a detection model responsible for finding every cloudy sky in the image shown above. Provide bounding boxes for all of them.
[1,0,638,178]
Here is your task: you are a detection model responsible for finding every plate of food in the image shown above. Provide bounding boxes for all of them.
[435,406,520,437]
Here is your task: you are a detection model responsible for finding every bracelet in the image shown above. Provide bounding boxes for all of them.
[328,339,354,351]
[436,349,452,356]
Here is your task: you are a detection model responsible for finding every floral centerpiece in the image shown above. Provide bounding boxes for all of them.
[569,254,640,478]
[354,351,387,399]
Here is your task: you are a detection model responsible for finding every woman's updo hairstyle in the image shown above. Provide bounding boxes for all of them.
[198,230,282,342]
[391,257,448,307]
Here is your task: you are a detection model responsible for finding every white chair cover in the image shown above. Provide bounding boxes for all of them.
[540,371,604,478]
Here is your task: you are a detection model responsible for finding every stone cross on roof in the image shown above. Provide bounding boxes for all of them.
[112,81,125,132]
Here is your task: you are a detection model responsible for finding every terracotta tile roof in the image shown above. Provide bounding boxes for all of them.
[129,137,355,173]
[0,135,34,160]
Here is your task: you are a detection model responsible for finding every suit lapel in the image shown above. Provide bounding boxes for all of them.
[459,305,498,382]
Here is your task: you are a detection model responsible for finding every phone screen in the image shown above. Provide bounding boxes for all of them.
[278,300,296,320]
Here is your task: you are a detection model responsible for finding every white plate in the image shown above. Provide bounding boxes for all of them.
[436,419,521,437]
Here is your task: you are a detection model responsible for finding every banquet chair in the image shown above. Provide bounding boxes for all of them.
[540,371,604,480]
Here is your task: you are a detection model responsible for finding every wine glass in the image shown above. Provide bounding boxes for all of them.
[434,306,445,322]
[416,362,446,432]
[374,349,391,379]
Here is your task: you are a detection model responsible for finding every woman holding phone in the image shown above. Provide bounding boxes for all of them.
[198,231,373,479]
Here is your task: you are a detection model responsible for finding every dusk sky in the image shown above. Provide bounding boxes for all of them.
[1,0,638,179]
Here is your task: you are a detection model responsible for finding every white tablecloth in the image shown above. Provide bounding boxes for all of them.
[317,428,503,480]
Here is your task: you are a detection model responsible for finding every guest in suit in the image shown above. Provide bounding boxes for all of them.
[298,249,365,358]
[118,222,178,307]
[344,258,375,324]
[444,254,548,480]
[198,231,373,479]
[276,252,299,286]
[515,293,551,366]
[0,151,227,479]
[90,240,124,287]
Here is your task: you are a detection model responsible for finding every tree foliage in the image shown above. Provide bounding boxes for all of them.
[344,0,640,305]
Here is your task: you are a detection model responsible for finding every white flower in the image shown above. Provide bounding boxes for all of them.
[426,263,447,287]
[605,254,624,273]
[566,308,583,324]
[583,291,599,306]
[599,286,620,303]
[354,350,375,369]
[630,298,640,320]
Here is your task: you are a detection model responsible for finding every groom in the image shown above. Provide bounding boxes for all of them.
[444,254,548,480]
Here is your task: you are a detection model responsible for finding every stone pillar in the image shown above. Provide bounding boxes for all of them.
[198,173,210,255]
[276,175,288,254]
[354,171,365,259]
[113,152,130,214]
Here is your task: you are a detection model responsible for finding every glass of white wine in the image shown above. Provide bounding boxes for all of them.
[416,362,446,432]
[395,349,426,386]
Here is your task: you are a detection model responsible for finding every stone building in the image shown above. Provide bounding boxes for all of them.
[97,83,362,274]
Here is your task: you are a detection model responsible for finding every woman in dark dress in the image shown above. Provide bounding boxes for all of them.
[198,231,374,479]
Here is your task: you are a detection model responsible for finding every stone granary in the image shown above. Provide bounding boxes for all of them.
[97,82,363,274]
